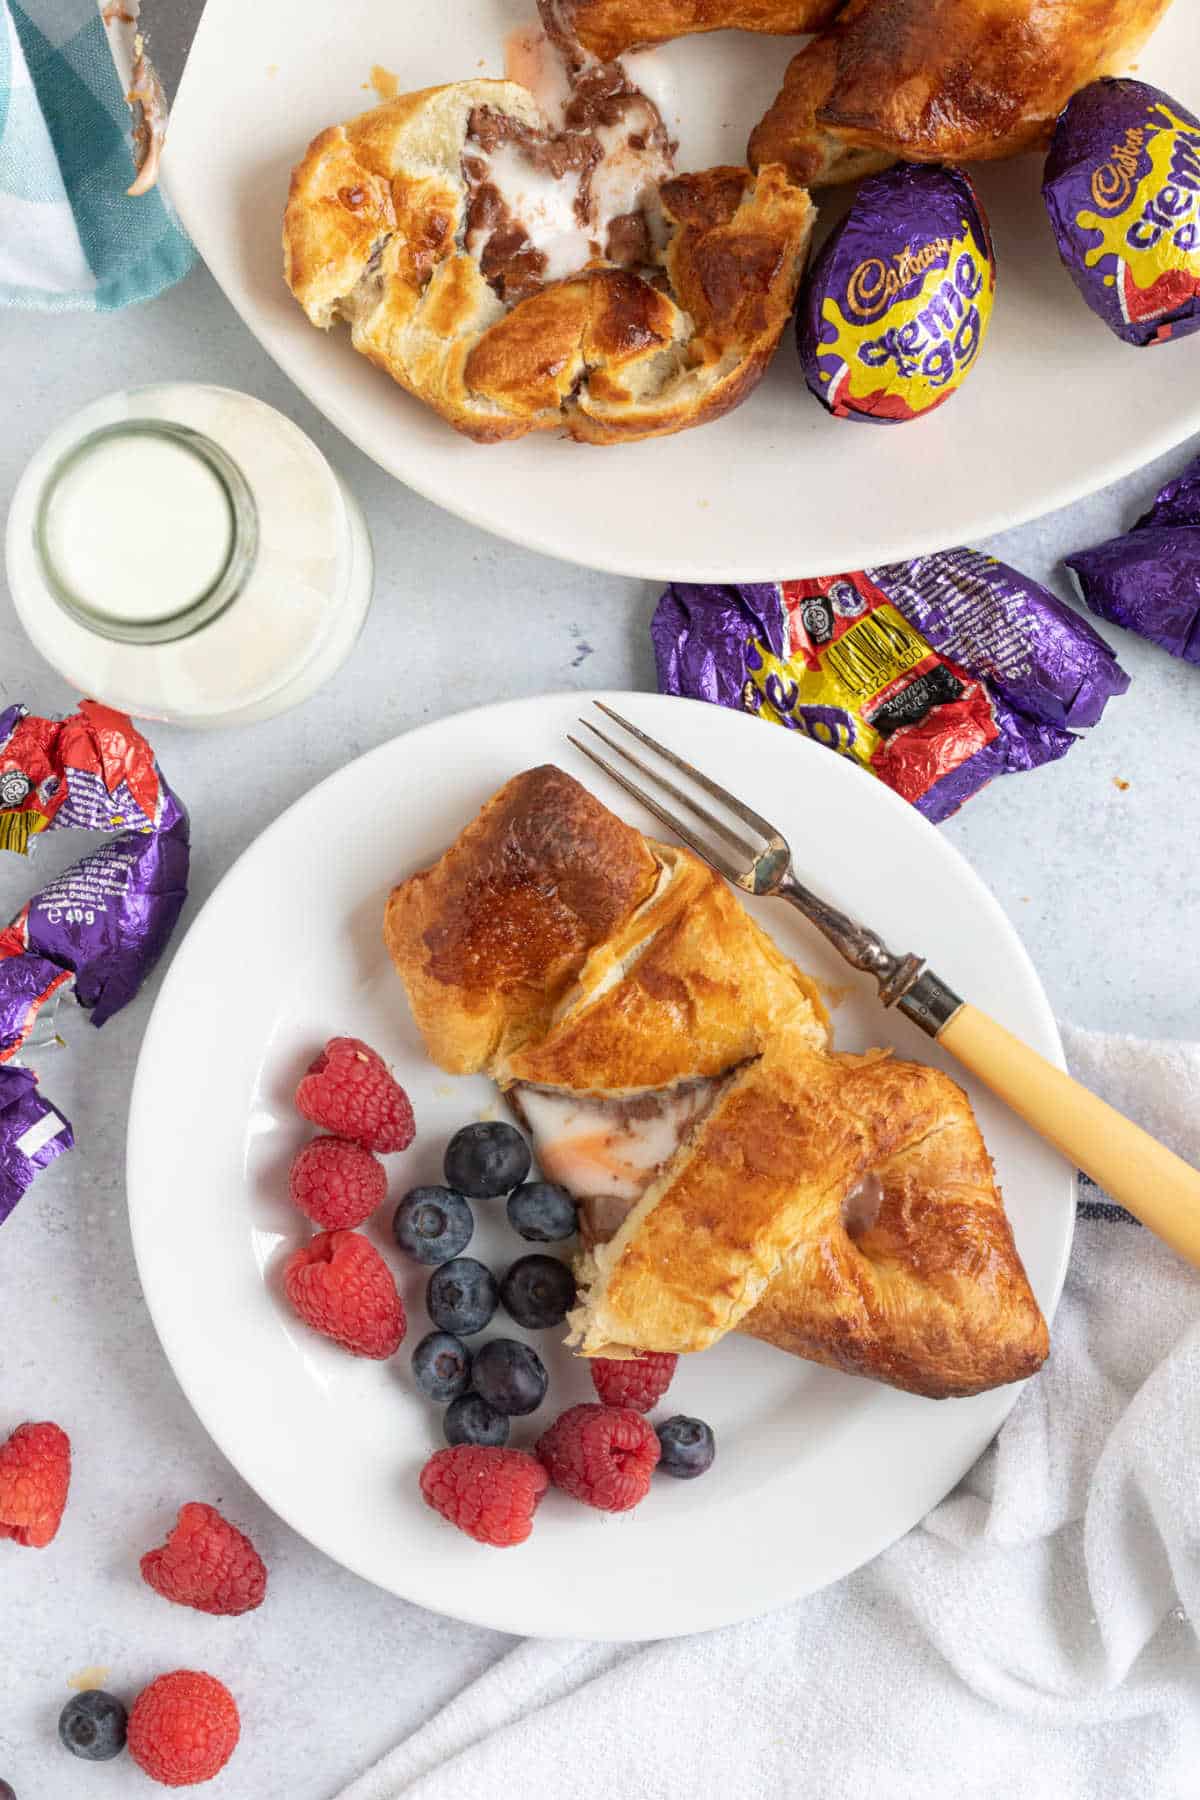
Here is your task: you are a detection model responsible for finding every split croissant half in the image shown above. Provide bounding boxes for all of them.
[384,766,1049,1399]
[283,81,814,443]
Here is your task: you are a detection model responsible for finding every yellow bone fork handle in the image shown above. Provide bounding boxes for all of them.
[939,1004,1200,1267]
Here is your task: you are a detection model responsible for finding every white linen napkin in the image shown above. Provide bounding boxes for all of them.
[339,1027,1200,1800]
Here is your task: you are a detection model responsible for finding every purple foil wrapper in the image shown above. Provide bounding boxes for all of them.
[796,163,996,424]
[1044,79,1200,349]
[1066,527,1200,664]
[866,548,1130,727]
[17,803,191,1028]
[0,1065,73,1226]
[0,702,189,1221]
[651,556,1122,821]
[1,703,190,1055]
[1136,452,1200,529]
[0,954,72,1062]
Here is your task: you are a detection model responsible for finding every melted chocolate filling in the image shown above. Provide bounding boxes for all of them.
[460,77,671,302]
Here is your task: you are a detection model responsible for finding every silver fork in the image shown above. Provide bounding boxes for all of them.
[567,700,1200,1270]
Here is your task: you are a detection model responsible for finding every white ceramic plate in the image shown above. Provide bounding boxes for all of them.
[127,694,1073,1640]
[163,0,1198,581]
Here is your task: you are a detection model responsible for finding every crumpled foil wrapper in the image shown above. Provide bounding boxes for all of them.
[1067,451,1200,663]
[0,1065,73,1227]
[1044,79,1200,348]
[0,699,190,1223]
[652,549,1129,823]
[796,163,996,423]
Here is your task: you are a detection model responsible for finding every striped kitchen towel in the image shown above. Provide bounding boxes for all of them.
[0,0,192,311]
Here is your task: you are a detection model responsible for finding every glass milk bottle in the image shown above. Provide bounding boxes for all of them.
[6,384,374,727]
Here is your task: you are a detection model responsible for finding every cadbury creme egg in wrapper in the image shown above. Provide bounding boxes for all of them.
[1044,79,1200,348]
[796,164,996,424]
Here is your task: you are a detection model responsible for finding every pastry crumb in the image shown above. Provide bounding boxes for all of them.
[1112,777,1130,791]
[69,1665,112,1691]
[371,64,399,100]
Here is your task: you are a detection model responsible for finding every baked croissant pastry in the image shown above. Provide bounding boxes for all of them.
[283,80,814,444]
[538,0,846,63]
[748,0,1174,186]
[384,766,1049,1399]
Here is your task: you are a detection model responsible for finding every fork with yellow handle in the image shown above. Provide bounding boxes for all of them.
[568,701,1200,1268]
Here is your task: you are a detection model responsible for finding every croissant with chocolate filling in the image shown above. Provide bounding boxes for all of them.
[748,0,1174,186]
[283,80,814,443]
[384,766,1049,1399]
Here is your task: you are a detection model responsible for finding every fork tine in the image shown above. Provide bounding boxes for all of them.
[593,701,782,843]
[566,736,747,886]
[578,719,761,865]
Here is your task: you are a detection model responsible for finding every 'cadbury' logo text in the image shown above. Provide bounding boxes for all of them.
[845,239,953,319]
[1090,126,1147,214]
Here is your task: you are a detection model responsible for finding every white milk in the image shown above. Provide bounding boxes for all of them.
[40,431,234,623]
[6,385,374,728]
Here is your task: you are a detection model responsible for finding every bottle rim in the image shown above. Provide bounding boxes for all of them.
[34,419,260,646]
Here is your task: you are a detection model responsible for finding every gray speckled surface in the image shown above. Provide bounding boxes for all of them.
[2,6,1200,1797]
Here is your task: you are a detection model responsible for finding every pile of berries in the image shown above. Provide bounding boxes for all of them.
[281,1039,717,1547]
[396,1120,716,1548]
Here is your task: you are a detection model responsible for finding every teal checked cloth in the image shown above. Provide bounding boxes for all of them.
[0,0,193,310]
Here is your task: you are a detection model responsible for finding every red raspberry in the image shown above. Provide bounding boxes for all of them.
[537,1403,660,1512]
[127,1671,239,1788]
[295,1037,414,1153]
[288,1136,386,1230]
[283,1229,405,1358]
[0,1420,70,1548]
[420,1446,549,1548]
[590,1352,677,1413]
[141,1502,267,1616]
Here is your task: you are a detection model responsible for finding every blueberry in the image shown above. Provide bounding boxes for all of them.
[507,1181,578,1243]
[655,1415,716,1479]
[472,1337,548,1416]
[58,1690,127,1761]
[426,1257,499,1336]
[444,1391,510,1447]
[411,1330,472,1402]
[393,1185,473,1264]
[444,1122,530,1199]
[500,1254,577,1330]
[0,1782,16,1800]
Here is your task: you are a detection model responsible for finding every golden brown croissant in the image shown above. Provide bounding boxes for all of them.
[748,0,1174,185]
[384,766,1049,1399]
[283,81,815,444]
[539,0,846,63]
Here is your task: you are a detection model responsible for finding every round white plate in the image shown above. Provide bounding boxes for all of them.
[127,694,1073,1640]
[163,0,1198,580]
